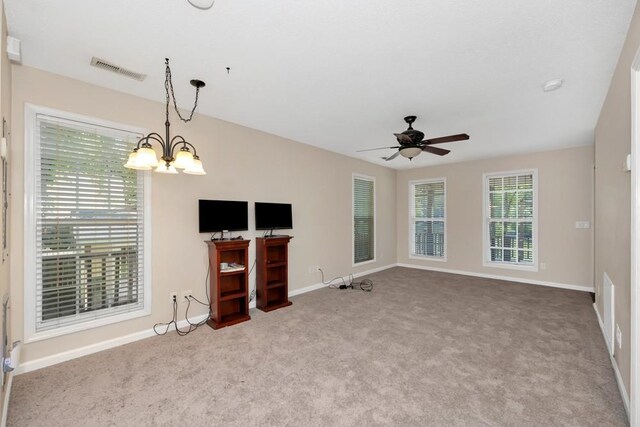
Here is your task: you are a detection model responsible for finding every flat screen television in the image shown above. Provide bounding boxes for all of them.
[198,199,248,233]
[255,202,293,230]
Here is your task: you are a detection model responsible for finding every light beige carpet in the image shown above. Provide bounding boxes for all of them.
[7,267,627,426]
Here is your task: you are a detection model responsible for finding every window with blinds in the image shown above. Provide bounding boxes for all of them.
[30,111,147,334]
[484,170,536,268]
[353,175,375,264]
[410,179,446,258]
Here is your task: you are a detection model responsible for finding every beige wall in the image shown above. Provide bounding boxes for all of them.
[397,146,594,287]
[594,1,640,397]
[10,65,397,365]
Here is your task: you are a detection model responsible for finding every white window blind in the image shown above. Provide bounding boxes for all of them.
[411,179,445,258]
[34,114,146,332]
[353,176,375,264]
[485,171,535,267]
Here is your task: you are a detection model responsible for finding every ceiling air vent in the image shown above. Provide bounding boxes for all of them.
[90,57,147,81]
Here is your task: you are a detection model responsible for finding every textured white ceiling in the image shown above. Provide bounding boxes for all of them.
[4,0,637,169]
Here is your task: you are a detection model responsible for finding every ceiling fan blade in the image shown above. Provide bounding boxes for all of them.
[422,146,450,156]
[384,151,401,161]
[394,133,413,145]
[423,133,470,145]
[357,146,400,152]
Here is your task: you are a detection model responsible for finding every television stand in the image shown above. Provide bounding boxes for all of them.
[205,239,251,329]
[256,236,293,312]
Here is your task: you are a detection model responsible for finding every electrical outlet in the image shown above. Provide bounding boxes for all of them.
[616,324,622,349]
[179,290,192,304]
[308,266,320,274]
[169,292,177,305]
[540,262,547,270]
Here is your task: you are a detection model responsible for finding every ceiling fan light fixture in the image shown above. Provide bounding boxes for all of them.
[400,146,422,160]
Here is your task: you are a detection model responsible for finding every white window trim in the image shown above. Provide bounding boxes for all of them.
[352,173,376,267]
[482,168,538,272]
[409,177,447,262]
[23,104,153,343]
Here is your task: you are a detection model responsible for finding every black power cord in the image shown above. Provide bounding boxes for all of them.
[153,256,213,337]
[152,296,209,336]
[321,269,374,292]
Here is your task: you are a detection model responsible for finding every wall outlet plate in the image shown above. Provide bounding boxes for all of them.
[180,290,192,304]
[169,292,177,305]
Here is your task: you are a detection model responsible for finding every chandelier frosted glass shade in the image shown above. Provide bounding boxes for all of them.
[155,162,178,174]
[136,145,159,167]
[183,156,206,175]
[173,148,195,169]
[123,151,152,170]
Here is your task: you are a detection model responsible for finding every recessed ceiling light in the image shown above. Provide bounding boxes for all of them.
[542,79,563,92]
[187,0,214,9]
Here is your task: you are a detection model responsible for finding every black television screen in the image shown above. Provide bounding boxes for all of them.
[199,200,248,233]
[255,202,293,230]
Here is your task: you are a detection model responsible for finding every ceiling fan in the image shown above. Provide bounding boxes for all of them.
[358,116,469,161]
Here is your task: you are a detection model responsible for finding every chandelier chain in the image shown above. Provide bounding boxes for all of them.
[165,61,200,124]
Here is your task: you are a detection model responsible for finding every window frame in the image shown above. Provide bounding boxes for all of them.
[352,173,376,267]
[24,104,152,343]
[482,168,538,272]
[409,177,447,262]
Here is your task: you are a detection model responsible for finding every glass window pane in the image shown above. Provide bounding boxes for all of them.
[503,176,517,191]
[412,181,445,257]
[489,177,503,191]
[518,222,533,250]
[490,193,503,219]
[519,250,533,263]
[504,192,517,218]
[518,174,533,190]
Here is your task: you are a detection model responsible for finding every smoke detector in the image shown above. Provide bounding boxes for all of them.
[542,79,563,92]
[188,0,214,9]
[90,57,146,81]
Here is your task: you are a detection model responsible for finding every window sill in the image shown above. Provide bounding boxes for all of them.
[353,258,377,268]
[483,261,538,273]
[25,307,151,344]
[409,254,447,262]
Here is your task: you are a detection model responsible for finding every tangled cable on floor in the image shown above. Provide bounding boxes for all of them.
[320,269,373,292]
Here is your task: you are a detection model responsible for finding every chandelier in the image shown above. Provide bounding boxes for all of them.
[124,58,206,175]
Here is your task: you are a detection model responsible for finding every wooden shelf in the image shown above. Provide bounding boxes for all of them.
[220,290,246,301]
[256,236,293,312]
[266,281,286,289]
[220,268,246,276]
[266,261,286,268]
[206,239,251,329]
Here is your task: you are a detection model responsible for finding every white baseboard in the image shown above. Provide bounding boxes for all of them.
[16,313,208,375]
[16,263,397,375]
[593,303,630,417]
[289,263,397,297]
[397,263,594,293]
